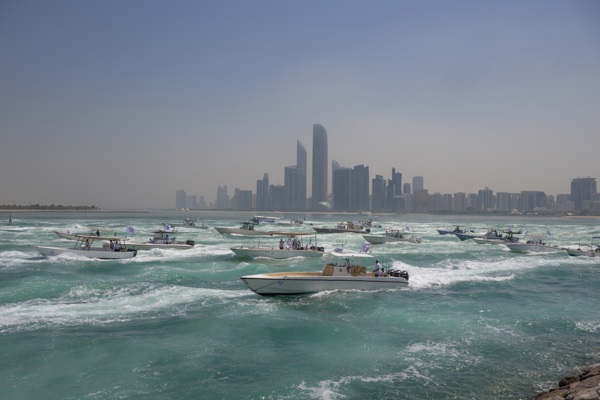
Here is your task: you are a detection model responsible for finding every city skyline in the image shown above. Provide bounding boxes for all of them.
[176,147,597,213]
[2,1,599,209]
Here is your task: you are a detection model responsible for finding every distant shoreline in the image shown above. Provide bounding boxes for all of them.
[0,209,149,213]
[1,209,598,218]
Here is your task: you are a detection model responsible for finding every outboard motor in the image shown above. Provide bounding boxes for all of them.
[186,240,195,246]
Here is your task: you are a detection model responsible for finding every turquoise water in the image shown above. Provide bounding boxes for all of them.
[1,211,598,399]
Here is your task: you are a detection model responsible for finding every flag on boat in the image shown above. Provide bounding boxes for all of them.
[361,242,370,253]
[125,225,136,234]
[164,224,172,231]
[547,230,552,236]
[405,225,412,233]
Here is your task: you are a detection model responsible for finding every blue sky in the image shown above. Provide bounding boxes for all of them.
[1,0,599,209]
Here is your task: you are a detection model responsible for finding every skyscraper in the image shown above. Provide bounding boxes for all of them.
[175,189,186,209]
[284,141,307,211]
[332,166,351,211]
[571,177,597,212]
[352,164,370,211]
[311,124,328,209]
[296,141,307,210]
[371,175,387,212]
[256,173,270,211]
[412,176,424,192]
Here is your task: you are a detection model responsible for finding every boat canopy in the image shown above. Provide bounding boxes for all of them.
[330,250,374,258]
[75,234,126,241]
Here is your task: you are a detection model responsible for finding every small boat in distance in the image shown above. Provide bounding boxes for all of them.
[456,227,522,242]
[313,221,371,234]
[125,230,195,250]
[240,250,409,296]
[473,230,520,245]
[214,222,301,237]
[168,218,209,229]
[363,229,422,245]
[437,225,472,235]
[505,234,564,253]
[250,215,282,224]
[230,233,325,259]
[32,235,137,259]
[566,236,600,257]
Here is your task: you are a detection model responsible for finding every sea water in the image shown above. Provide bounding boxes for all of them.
[0,211,598,399]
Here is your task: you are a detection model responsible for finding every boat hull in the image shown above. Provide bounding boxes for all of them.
[240,272,408,295]
[362,234,422,244]
[566,248,598,257]
[32,245,136,259]
[455,233,482,241]
[313,227,368,234]
[473,238,512,245]
[125,242,193,250]
[505,243,565,253]
[230,247,324,259]
[214,227,280,236]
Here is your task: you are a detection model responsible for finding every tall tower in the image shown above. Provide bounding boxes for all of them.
[311,123,328,208]
[297,141,307,210]
[412,176,424,192]
[571,177,597,212]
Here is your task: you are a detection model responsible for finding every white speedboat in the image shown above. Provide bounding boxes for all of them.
[313,221,370,234]
[214,222,296,237]
[437,225,472,235]
[566,236,600,257]
[251,215,282,224]
[363,229,422,244]
[240,251,409,296]
[231,234,325,259]
[505,236,564,253]
[32,235,137,259]
[168,218,209,229]
[125,230,195,250]
[473,231,520,245]
[457,228,521,242]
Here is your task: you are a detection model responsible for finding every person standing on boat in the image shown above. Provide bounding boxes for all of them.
[279,239,284,250]
[8,215,12,225]
[373,260,382,277]
[345,257,351,273]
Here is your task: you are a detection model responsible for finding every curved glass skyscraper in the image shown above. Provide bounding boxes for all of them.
[311,124,328,208]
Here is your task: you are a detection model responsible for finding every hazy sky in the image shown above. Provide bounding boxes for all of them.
[1,0,599,209]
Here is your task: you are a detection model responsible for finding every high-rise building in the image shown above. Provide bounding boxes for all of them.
[256,179,264,211]
[331,160,341,209]
[453,192,467,211]
[311,124,328,209]
[175,189,186,209]
[412,176,424,192]
[371,175,387,212]
[520,191,547,212]
[571,177,597,212]
[352,164,370,211]
[332,166,351,211]
[296,141,307,210]
[477,187,494,211]
[215,185,230,209]
[262,173,269,210]
[388,168,403,211]
[284,141,307,211]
